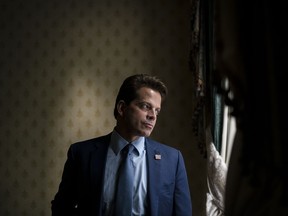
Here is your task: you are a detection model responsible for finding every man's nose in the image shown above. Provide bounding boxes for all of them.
[147,109,157,119]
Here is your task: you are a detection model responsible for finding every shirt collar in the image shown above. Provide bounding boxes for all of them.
[110,129,145,155]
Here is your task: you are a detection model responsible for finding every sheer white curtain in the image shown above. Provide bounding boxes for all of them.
[206,81,236,215]
[220,101,236,165]
[206,126,227,216]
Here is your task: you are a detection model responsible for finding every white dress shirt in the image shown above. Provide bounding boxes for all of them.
[103,130,147,216]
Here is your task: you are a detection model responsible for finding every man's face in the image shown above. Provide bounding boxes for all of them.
[117,87,162,141]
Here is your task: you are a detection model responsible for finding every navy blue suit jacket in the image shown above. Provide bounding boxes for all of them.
[51,133,192,216]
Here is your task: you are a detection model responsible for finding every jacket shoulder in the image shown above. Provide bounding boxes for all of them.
[70,133,111,151]
[145,137,180,153]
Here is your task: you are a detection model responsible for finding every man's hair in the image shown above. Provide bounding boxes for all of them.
[113,74,168,118]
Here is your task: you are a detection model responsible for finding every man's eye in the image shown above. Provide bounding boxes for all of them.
[155,110,160,116]
[141,103,150,110]
[137,102,160,115]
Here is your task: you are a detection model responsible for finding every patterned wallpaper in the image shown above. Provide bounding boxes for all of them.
[0,0,206,215]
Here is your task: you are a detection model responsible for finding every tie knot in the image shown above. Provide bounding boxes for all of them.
[122,143,134,155]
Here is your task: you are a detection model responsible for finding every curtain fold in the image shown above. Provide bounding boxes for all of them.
[206,126,226,216]
[190,0,206,158]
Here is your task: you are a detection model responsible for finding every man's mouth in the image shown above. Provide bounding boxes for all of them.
[143,122,154,129]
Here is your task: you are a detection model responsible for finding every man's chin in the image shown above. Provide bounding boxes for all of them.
[143,131,153,137]
[138,130,152,137]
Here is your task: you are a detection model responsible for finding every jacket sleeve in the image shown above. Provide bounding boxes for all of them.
[173,151,193,216]
[51,145,78,216]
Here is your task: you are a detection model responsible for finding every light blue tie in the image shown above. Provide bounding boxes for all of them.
[115,143,134,216]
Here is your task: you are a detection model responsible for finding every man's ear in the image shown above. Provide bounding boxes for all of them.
[116,100,126,117]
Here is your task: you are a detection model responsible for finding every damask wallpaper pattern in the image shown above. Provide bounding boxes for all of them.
[0,0,206,215]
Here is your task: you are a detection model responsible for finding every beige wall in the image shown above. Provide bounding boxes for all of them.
[0,0,206,215]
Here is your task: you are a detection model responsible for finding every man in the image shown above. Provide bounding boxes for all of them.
[51,74,192,216]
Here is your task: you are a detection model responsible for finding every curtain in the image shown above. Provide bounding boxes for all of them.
[206,126,227,216]
[190,0,206,158]
[190,0,229,215]
[216,0,288,215]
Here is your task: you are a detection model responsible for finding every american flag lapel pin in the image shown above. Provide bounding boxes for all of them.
[154,154,161,160]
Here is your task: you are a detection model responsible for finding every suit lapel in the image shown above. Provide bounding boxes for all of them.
[146,139,162,216]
